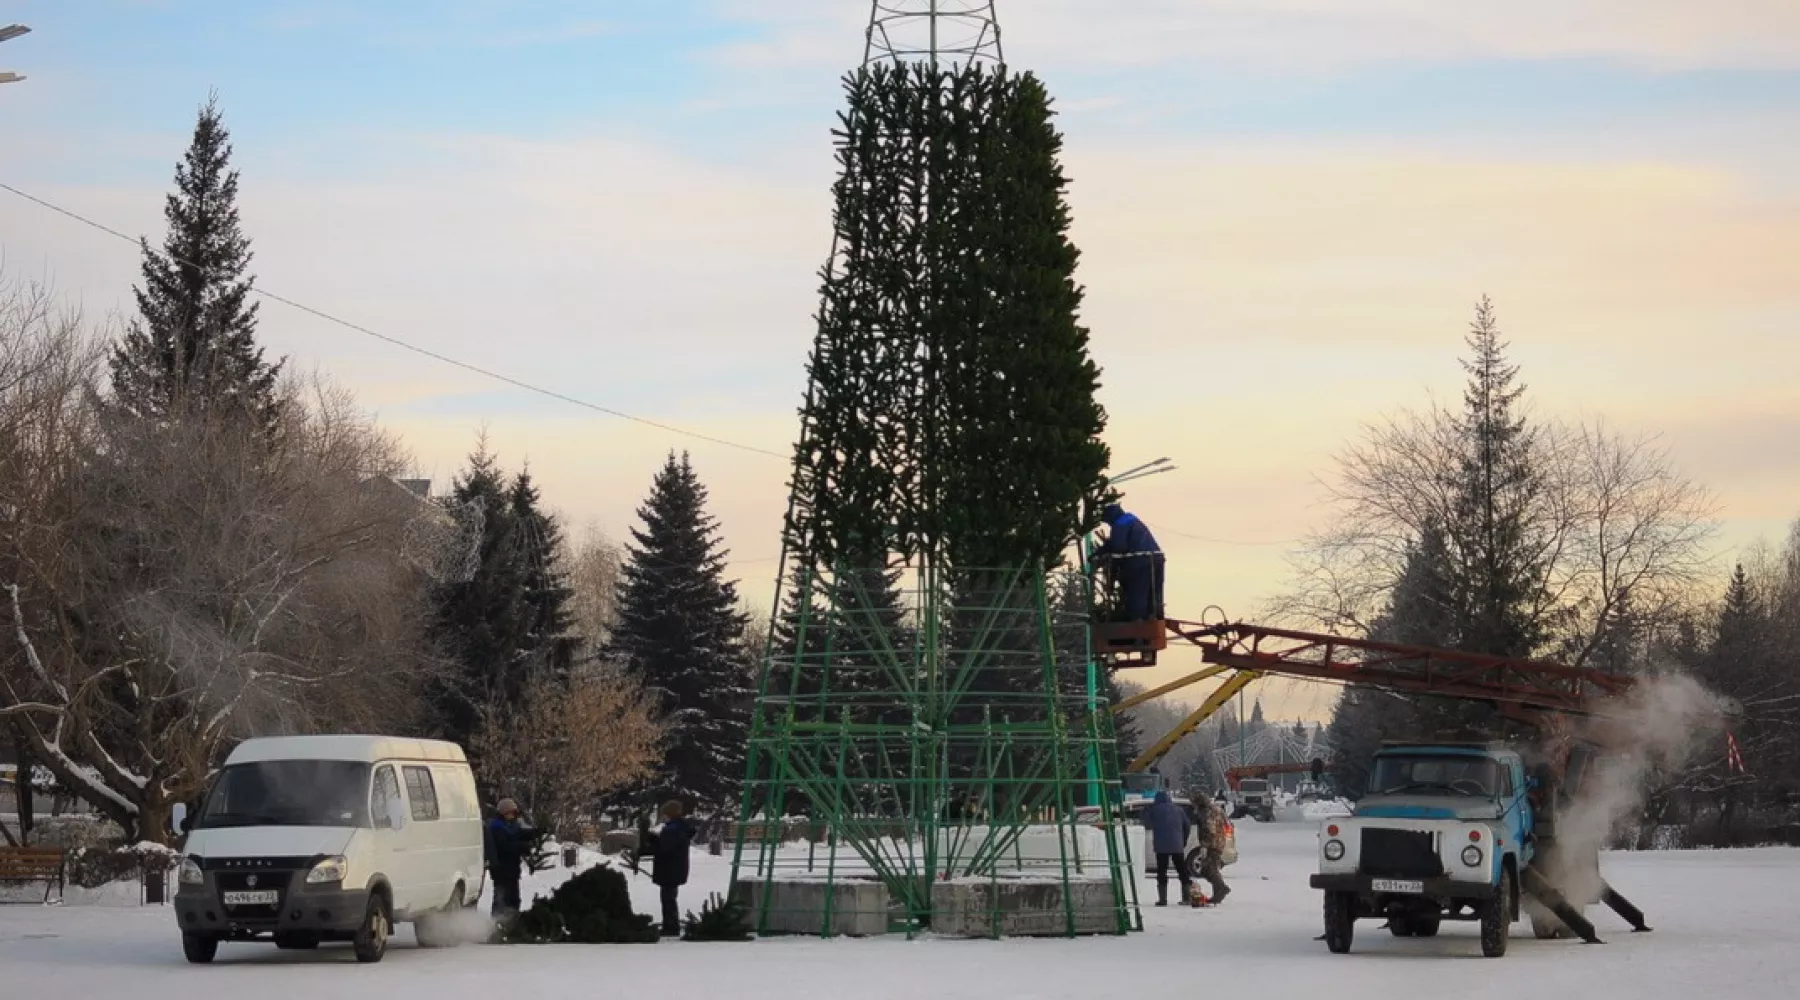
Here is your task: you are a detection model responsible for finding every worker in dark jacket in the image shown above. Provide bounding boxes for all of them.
[1142,790,1196,907]
[1094,503,1165,621]
[485,797,530,919]
[642,799,696,936]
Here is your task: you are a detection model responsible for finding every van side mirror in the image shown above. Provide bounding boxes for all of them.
[170,802,188,835]
[386,798,407,831]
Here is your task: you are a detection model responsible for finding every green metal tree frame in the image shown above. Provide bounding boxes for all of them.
[729,564,1141,937]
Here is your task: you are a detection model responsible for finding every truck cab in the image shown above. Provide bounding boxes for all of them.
[1232,778,1274,822]
[1309,742,1534,958]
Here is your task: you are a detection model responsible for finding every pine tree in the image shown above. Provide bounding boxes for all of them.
[1329,522,1460,796]
[608,453,752,814]
[110,94,282,428]
[428,443,535,748]
[508,470,580,680]
[1447,297,1544,659]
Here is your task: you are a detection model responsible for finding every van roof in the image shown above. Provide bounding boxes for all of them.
[223,735,469,766]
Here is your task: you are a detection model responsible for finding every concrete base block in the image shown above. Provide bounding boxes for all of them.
[733,878,892,937]
[931,876,1124,938]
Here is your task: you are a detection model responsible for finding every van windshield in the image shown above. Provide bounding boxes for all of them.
[196,760,372,829]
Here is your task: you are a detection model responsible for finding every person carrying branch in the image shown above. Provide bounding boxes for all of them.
[640,799,696,937]
[485,797,530,920]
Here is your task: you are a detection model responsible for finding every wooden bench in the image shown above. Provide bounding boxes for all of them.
[0,847,66,903]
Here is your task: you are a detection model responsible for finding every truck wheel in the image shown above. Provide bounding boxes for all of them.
[1481,873,1514,958]
[353,892,392,964]
[1324,892,1355,954]
[1389,914,1415,937]
[182,932,219,964]
[1413,915,1441,938]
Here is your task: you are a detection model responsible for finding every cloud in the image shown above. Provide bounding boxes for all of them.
[707,0,1800,73]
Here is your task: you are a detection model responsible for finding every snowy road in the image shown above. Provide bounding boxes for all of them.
[4,822,1797,999]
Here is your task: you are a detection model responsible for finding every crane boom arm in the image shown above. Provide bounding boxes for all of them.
[1109,619,1637,775]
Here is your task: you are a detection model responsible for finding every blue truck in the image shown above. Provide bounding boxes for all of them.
[1309,741,1649,958]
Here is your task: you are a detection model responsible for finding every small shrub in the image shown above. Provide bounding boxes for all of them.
[682,892,752,942]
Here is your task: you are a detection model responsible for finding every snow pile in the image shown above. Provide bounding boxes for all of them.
[1299,799,1353,820]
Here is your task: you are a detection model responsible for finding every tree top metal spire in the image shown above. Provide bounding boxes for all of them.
[863,0,1003,67]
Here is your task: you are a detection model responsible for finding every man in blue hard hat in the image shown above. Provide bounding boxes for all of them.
[1092,502,1165,621]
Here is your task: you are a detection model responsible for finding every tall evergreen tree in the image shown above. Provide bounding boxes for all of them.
[1329,521,1459,796]
[608,453,752,814]
[1447,297,1545,659]
[508,470,580,680]
[428,446,528,747]
[110,94,282,427]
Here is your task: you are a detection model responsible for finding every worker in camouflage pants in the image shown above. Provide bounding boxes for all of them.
[1195,797,1231,904]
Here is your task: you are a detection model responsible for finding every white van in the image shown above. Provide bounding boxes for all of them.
[173,735,485,964]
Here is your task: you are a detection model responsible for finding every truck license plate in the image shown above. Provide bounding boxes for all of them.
[224,890,279,907]
[1370,879,1423,894]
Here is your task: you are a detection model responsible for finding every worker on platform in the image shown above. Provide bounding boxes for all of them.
[1093,503,1165,621]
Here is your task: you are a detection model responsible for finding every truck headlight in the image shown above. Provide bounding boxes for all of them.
[1323,839,1345,861]
[179,857,203,886]
[306,856,349,884]
[1461,845,1483,867]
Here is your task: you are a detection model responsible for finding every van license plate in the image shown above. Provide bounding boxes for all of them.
[224,890,279,907]
[1371,879,1423,894]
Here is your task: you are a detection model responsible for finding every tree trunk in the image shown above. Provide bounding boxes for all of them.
[15,739,34,845]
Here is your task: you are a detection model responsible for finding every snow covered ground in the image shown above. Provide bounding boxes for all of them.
[4,821,1797,999]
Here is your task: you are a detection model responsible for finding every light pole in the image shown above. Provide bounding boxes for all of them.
[1,24,29,85]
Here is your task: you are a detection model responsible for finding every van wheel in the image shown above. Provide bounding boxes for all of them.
[182,932,219,964]
[353,892,392,963]
[416,885,465,949]
[1324,892,1355,954]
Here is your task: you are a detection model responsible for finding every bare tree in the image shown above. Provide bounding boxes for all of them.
[563,521,623,656]
[1275,404,1716,665]
[2,284,447,841]
[471,665,662,834]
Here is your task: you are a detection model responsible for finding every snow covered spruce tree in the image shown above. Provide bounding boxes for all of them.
[607,452,751,815]
[109,94,282,430]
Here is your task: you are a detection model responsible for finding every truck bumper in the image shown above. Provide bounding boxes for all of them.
[1311,873,1496,901]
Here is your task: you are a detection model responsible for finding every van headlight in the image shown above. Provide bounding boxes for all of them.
[179,857,203,886]
[1323,839,1345,862]
[306,856,349,884]
[1461,845,1483,868]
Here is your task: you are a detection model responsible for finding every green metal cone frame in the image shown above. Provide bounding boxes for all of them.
[728,565,1142,938]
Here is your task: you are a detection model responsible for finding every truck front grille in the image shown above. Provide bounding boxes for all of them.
[1360,827,1443,879]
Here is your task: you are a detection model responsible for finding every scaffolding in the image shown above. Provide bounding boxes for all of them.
[729,566,1140,937]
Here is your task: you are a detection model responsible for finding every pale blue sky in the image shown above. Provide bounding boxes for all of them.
[5,2,1799,718]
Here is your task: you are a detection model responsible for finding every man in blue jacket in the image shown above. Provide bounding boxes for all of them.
[1093,503,1165,621]
[485,798,530,920]
[1142,791,1196,907]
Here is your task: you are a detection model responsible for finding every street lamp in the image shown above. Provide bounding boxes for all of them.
[1,23,29,85]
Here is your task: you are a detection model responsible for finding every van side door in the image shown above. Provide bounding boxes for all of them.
[369,763,413,914]
[401,764,449,909]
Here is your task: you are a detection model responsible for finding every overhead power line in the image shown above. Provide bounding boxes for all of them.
[2,181,1302,551]
[0,179,790,459]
